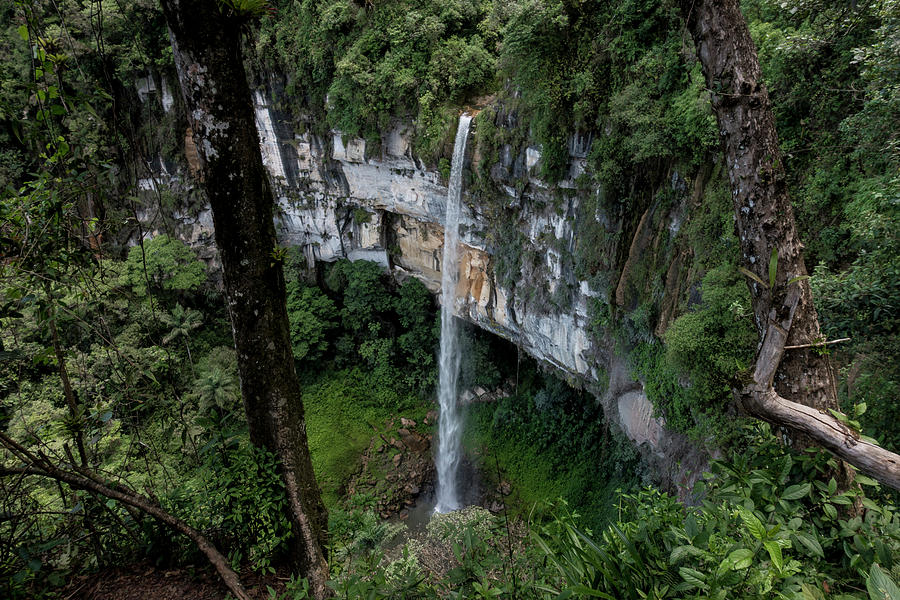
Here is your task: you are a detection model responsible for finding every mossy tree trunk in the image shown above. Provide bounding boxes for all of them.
[680,0,900,489]
[158,0,330,594]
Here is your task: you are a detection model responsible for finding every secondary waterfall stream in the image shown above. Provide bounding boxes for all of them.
[434,114,472,514]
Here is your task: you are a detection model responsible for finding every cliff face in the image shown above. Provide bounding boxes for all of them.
[138,87,714,494]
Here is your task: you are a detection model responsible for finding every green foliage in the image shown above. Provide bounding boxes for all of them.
[312,259,437,395]
[329,500,405,560]
[490,220,525,291]
[325,259,393,333]
[457,324,504,390]
[169,443,293,573]
[467,364,642,531]
[285,280,338,362]
[218,0,273,18]
[535,425,900,599]
[811,175,900,451]
[300,366,420,505]
[500,0,717,183]
[394,277,439,389]
[190,346,241,415]
[812,176,900,339]
[627,266,755,441]
[121,235,207,297]
[259,0,498,159]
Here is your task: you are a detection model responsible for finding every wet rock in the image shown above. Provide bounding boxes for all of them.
[398,428,410,437]
[399,509,409,520]
[488,501,505,514]
[400,417,417,428]
[392,454,403,467]
[400,431,429,453]
[498,481,511,496]
[425,410,438,424]
[473,386,487,397]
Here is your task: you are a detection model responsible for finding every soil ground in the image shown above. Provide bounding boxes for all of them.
[62,562,288,600]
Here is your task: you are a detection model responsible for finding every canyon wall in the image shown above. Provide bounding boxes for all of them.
[136,86,714,494]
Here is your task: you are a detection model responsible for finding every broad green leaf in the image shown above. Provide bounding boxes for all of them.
[794,532,824,558]
[728,548,754,570]
[867,563,900,600]
[782,483,811,500]
[764,540,784,573]
[671,545,704,563]
[856,474,880,487]
[800,582,823,600]
[736,506,767,540]
[567,586,614,599]
[679,567,708,590]
[829,409,850,424]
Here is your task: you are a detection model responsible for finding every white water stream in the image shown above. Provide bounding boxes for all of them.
[434,114,472,514]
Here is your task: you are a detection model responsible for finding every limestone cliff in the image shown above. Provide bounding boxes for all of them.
[136,86,715,495]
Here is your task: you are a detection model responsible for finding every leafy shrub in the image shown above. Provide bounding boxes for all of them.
[536,425,900,599]
[468,364,642,530]
[325,259,393,334]
[261,0,498,158]
[121,235,206,297]
[631,266,756,441]
[169,444,292,573]
[395,278,438,390]
[285,280,338,362]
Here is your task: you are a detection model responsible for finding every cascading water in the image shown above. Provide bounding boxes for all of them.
[434,114,472,514]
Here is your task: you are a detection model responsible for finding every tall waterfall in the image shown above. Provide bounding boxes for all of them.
[434,114,472,514]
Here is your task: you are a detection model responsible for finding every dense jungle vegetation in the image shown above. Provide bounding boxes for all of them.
[1,0,898,598]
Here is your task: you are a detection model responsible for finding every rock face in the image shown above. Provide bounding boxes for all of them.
[141,87,710,493]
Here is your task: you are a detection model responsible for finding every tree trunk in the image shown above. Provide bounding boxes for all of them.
[158,1,330,595]
[679,0,900,490]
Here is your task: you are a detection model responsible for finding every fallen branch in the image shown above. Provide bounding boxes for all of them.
[743,292,900,490]
[784,338,851,350]
[743,390,900,490]
[0,432,252,600]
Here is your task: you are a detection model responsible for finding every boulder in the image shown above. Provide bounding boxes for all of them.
[400,431,430,453]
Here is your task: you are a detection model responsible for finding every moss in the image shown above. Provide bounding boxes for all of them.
[352,207,372,224]
[464,367,643,531]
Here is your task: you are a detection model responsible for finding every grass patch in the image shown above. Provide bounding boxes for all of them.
[302,367,419,506]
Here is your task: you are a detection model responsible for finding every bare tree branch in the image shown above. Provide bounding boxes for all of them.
[0,433,252,600]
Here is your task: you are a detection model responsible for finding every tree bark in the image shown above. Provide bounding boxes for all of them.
[679,0,900,490]
[158,1,330,596]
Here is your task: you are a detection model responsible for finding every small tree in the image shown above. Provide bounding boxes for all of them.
[161,303,203,373]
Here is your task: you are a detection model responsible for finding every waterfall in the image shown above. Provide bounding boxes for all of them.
[434,114,472,514]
